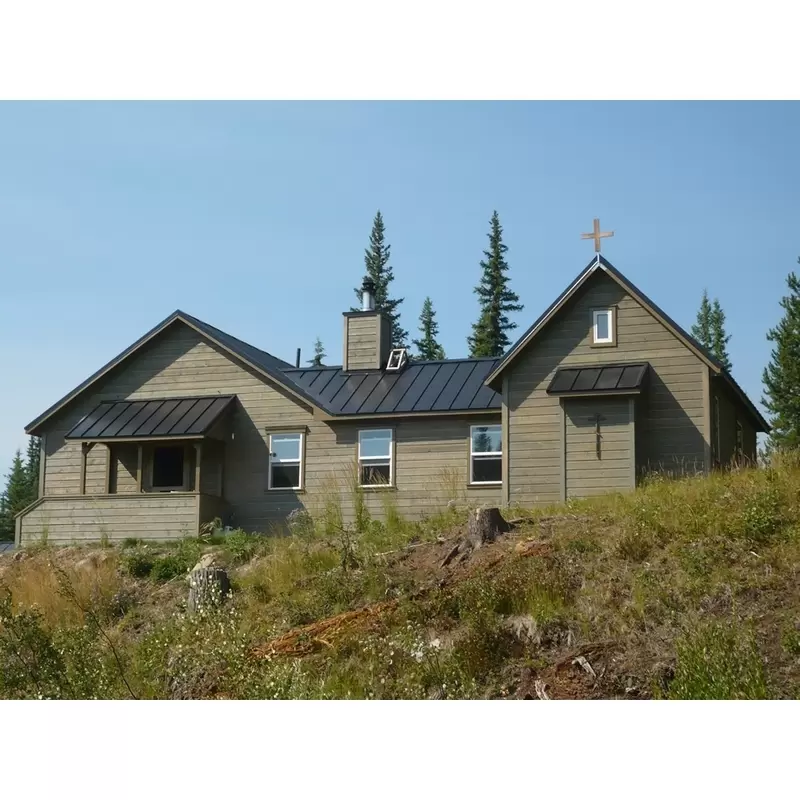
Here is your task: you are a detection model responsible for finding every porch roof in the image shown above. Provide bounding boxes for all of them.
[65,395,236,442]
[546,362,649,397]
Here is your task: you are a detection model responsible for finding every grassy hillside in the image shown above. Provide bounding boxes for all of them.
[2,458,800,699]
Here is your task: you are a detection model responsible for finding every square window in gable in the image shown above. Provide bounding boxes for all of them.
[592,308,615,345]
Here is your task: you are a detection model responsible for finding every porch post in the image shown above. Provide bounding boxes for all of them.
[104,444,113,494]
[217,442,224,496]
[194,442,204,536]
[79,442,95,495]
[136,445,143,492]
[194,442,202,493]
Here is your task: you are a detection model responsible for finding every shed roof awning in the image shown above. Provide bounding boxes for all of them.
[546,363,649,397]
[65,395,236,441]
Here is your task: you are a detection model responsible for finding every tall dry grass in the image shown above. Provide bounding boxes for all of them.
[1,551,123,629]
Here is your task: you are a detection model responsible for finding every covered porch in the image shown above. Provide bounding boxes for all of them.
[16,395,236,545]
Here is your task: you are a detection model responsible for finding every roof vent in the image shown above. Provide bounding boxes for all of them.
[386,348,408,372]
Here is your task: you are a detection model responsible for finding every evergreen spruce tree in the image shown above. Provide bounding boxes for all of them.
[710,299,732,371]
[692,290,733,371]
[0,450,28,540]
[762,266,800,451]
[307,337,327,367]
[353,210,408,348]
[691,290,714,351]
[24,435,41,503]
[412,297,446,361]
[467,211,523,358]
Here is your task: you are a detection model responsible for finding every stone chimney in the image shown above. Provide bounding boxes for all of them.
[343,276,392,371]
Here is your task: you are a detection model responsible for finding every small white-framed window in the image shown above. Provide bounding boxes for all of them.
[268,432,304,490]
[358,429,393,486]
[592,308,614,344]
[470,424,502,484]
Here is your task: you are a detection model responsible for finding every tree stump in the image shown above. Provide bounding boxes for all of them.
[466,506,511,549]
[440,506,512,568]
[187,566,231,614]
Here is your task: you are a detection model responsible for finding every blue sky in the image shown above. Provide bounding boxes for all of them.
[1,101,798,465]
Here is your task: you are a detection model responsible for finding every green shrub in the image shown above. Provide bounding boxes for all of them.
[149,555,187,583]
[781,626,800,656]
[223,530,259,563]
[668,621,769,699]
[121,550,155,579]
[174,537,204,569]
[740,484,783,543]
[121,538,141,550]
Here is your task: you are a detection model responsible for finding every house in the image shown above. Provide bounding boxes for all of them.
[15,255,768,546]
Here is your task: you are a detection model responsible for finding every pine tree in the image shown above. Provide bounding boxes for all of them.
[0,450,28,540]
[353,210,408,348]
[762,267,800,451]
[24,435,41,502]
[691,290,714,351]
[692,290,732,371]
[412,297,446,361]
[467,211,523,358]
[307,337,326,367]
[710,299,732,371]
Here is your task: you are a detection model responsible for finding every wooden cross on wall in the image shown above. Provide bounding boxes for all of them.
[581,218,614,253]
[589,413,606,459]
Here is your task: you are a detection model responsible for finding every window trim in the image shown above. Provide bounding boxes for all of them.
[267,431,305,491]
[592,308,615,345]
[713,395,721,465]
[358,428,394,488]
[469,423,503,486]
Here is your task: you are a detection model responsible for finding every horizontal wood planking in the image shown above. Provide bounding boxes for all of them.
[564,398,633,497]
[114,445,139,494]
[28,321,498,538]
[18,494,198,545]
[713,376,758,466]
[346,316,379,370]
[508,270,706,506]
[199,493,230,528]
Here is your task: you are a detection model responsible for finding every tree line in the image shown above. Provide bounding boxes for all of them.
[307,209,523,366]
[0,438,40,540]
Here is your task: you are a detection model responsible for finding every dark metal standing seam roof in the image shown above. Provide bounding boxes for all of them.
[547,363,649,396]
[281,358,501,415]
[65,395,236,440]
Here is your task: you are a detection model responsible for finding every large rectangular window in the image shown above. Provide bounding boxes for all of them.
[152,445,186,490]
[268,432,303,490]
[358,429,393,486]
[470,424,502,484]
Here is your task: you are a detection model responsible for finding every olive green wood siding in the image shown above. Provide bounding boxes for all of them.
[563,398,633,498]
[28,321,497,539]
[506,270,707,506]
[712,376,758,465]
[17,494,198,545]
[345,315,379,370]
[343,313,392,371]
[113,446,139,494]
[200,440,225,496]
